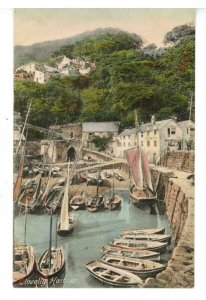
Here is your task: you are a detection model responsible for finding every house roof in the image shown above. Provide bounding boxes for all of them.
[118,118,179,136]
[82,122,120,132]
[178,120,195,129]
[118,128,136,137]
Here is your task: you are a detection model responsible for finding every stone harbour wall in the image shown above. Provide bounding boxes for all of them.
[160,150,194,173]
[145,166,194,288]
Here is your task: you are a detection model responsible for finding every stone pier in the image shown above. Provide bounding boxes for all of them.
[145,165,194,288]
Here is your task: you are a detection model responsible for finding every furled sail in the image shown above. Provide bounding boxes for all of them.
[126,148,154,192]
[59,167,69,230]
[125,148,143,190]
[141,148,154,192]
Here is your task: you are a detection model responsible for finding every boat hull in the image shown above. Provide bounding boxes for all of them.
[100,254,165,279]
[111,239,167,254]
[13,245,36,285]
[122,228,165,235]
[86,260,143,287]
[37,247,65,279]
[101,245,161,261]
[121,234,172,244]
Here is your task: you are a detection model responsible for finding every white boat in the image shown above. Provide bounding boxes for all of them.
[122,228,165,235]
[100,254,165,279]
[85,260,143,287]
[100,245,161,261]
[13,245,35,285]
[111,239,167,254]
[121,234,171,244]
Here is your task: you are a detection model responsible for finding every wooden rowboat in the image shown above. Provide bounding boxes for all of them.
[121,234,171,244]
[37,247,65,279]
[70,194,86,210]
[13,245,35,285]
[104,194,122,210]
[111,239,167,254]
[100,245,160,261]
[122,228,165,235]
[100,254,165,279]
[85,260,143,287]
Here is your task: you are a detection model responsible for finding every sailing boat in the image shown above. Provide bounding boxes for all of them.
[37,210,65,278]
[13,200,35,284]
[125,113,157,210]
[57,163,76,236]
[104,165,122,210]
[86,168,104,212]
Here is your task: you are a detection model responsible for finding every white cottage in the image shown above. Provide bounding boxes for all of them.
[114,117,183,163]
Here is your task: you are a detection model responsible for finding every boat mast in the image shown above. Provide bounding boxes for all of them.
[112,164,115,200]
[24,199,28,245]
[15,99,32,158]
[55,214,58,248]
[135,109,140,149]
[48,208,53,271]
[96,167,100,197]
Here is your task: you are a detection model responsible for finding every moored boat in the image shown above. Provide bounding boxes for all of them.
[85,260,143,287]
[122,227,165,235]
[111,239,167,254]
[100,245,161,261]
[100,254,165,279]
[70,194,86,210]
[13,245,35,285]
[57,163,76,236]
[104,194,122,210]
[120,233,171,244]
[37,247,65,279]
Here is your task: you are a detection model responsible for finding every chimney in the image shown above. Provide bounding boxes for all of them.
[151,115,155,125]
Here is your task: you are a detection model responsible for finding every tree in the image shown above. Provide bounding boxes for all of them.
[163,24,195,45]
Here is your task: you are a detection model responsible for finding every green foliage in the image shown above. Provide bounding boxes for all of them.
[14,27,195,134]
[91,135,112,151]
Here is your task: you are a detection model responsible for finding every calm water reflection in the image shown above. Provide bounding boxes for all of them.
[14,190,173,288]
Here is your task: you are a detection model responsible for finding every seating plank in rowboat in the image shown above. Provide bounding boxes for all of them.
[100,245,161,261]
[111,239,167,254]
[13,245,35,285]
[121,234,171,244]
[85,260,143,287]
[100,254,165,279]
[122,227,165,235]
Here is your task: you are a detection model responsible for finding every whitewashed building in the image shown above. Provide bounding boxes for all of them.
[178,120,195,150]
[114,117,183,163]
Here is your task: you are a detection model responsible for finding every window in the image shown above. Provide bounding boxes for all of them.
[147,131,149,136]
[128,142,130,147]
[154,140,157,147]
[171,127,176,135]
[141,141,143,146]
[141,132,143,137]
[147,141,150,147]
[168,128,170,137]
[186,128,189,134]
[154,129,157,135]
[123,142,125,147]
[70,131,74,138]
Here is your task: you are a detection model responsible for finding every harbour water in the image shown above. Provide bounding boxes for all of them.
[14,190,173,288]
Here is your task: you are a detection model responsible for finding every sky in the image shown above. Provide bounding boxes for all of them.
[14,8,195,47]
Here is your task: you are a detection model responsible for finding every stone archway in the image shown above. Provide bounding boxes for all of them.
[67,147,76,161]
